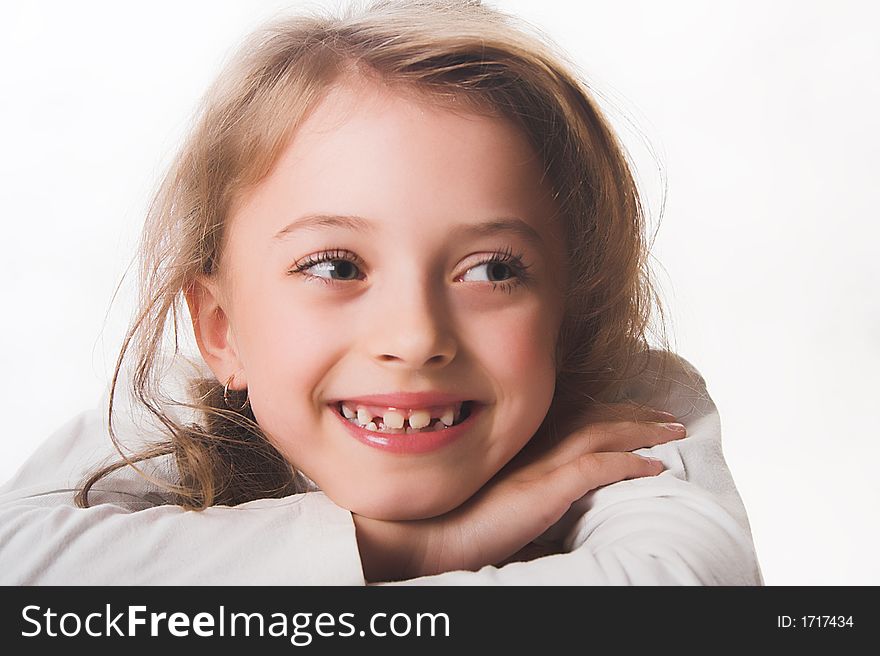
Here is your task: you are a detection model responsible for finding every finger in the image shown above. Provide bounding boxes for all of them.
[550,451,665,506]
[501,405,682,476]
[519,401,677,464]
[524,419,686,473]
[578,419,687,454]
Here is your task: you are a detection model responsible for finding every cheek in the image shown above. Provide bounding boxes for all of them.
[235,287,341,371]
[482,304,558,380]
[231,293,339,435]
[478,304,559,432]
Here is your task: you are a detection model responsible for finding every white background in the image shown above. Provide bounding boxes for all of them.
[1,0,877,585]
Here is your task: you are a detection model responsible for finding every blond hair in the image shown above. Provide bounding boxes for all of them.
[76,0,673,510]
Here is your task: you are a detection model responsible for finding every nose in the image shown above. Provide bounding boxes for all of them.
[369,277,458,369]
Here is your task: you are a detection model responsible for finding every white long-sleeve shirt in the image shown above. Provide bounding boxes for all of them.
[0,351,764,585]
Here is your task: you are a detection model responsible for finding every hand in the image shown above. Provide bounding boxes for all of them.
[354,403,687,582]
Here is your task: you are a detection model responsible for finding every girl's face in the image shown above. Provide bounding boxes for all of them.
[193,79,568,520]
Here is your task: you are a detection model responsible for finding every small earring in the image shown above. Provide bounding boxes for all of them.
[222,374,250,411]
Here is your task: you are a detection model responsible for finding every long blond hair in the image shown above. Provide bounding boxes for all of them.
[76,0,673,510]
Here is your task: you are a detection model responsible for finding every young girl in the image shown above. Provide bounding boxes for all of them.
[0,0,762,584]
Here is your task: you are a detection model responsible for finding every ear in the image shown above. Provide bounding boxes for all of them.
[184,277,246,390]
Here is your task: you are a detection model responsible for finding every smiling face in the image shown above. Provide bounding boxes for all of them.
[188,78,568,520]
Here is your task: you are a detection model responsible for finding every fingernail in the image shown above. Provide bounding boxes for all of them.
[661,422,686,433]
[642,456,665,469]
[656,411,677,421]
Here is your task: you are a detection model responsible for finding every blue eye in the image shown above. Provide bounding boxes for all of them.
[288,246,533,293]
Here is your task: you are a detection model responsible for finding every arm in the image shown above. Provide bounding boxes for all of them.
[375,351,764,585]
[0,393,366,585]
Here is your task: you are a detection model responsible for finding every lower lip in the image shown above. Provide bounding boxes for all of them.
[331,403,484,455]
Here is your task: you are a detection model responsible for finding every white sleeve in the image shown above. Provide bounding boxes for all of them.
[376,351,764,586]
[0,374,366,585]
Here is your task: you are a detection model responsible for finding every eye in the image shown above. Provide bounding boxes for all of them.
[458,247,534,294]
[287,249,365,284]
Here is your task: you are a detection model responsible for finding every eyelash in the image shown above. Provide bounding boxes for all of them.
[287,245,534,294]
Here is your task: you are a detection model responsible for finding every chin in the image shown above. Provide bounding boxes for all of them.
[333,484,474,521]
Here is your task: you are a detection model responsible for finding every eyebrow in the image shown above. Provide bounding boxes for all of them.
[273,213,546,251]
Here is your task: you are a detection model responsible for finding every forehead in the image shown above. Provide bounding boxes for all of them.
[229,78,561,244]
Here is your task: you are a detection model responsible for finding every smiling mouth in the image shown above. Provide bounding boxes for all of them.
[333,400,475,435]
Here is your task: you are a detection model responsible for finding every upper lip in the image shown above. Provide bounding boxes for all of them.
[328,392,480,408]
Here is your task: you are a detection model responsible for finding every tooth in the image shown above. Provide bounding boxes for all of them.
[357,408,373,425]
[408,410,432,429]
[440,406,455,426]
[341,403,356,419]
[364,421,378,431]
[432,420,445,431]
[383,410,405,429]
